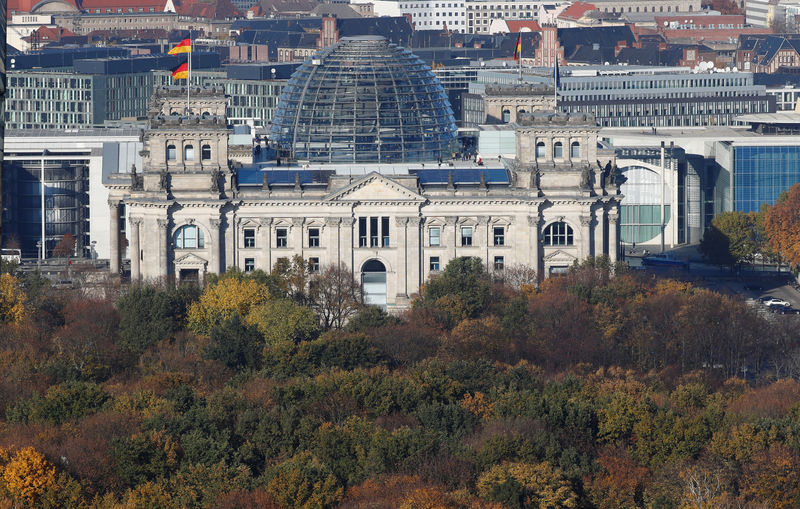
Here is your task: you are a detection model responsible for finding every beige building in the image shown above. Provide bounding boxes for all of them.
[107,86,622,309]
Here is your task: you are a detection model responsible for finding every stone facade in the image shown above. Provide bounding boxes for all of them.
[483,83,556,124]
[107,87,622,309]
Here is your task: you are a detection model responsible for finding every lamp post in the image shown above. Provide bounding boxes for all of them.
[91,240,97,268]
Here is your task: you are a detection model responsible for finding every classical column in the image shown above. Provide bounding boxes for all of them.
[476,216,489,265]
[528,214,542,278]
[129,217,141,281]
[157,218,168,279]
[594,207,606,258]
[259,218,272,272]
[325,217,341,267]
[608,210,619,264]
[209,218,222,274]
[395,217,409,298]
[341,216,354,271]
[292,217,305,257]
[580,214,592,261]
[445,216,458,261]
[407,217,422,295]
[108,200,121,275]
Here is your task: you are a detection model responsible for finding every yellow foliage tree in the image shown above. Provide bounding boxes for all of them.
[187,277,271,335]
[0,447,57,507]
[476,461,578,509]
[0,274,27,325]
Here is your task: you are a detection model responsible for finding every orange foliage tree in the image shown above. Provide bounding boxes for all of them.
[765,183,800,269]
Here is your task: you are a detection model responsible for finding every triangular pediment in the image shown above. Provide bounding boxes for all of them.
[173,252,208,267]
[544,249,577,262]
[324,172,425,202]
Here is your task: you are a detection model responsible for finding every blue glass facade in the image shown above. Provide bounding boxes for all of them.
[734,145,800,213]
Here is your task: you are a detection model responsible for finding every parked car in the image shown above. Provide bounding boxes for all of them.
[771,305,800,314]
[763,297,791,307]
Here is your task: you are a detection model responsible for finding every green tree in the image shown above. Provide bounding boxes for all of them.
[203,313,263,370]
[699,211,762,267]
[246,298,320,345]
[415,256,490,324]
[117,284,198,353]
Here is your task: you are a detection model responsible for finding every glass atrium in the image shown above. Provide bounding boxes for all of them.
[269,36,457,164]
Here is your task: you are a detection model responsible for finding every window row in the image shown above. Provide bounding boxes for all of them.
[535,141,581,159]
[243,256,320,273]
[427,225,507,247]
[166,143,213,162]
[428,255,505,272]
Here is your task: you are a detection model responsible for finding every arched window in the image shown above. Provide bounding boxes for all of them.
[553,141,563,158]
[571,141,580,158]
[201,144,212,160]
[173,225,205,249]
[167,144,177,161]
[543,221,574,246]
[536,141,546,159]
[502,109,511,122]
[184,145,195,161]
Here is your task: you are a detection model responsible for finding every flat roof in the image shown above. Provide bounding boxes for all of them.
[734,112,800,124]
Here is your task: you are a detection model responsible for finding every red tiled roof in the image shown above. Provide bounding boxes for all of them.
[27,24,76,41]
[505,20,542,32]
[558,1,596,20]
[175,0,240,18]
[79,0,167,9]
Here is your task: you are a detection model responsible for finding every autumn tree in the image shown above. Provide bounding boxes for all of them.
[309,264,363,330]
[476,461,578,508]
[765,183,800,269]
[266,451,343,509]
[0,273,27,325]
[52,233,76,259]
[0,446,57,507]
[187,276,271,335]
[246,298,320,345]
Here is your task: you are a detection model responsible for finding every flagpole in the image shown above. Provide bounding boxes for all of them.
[187,33,192,116]
[518,37,522,83]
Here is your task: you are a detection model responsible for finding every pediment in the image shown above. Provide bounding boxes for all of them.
[544,249,577,263]
[324,172,425,202]
[173,252,208,267]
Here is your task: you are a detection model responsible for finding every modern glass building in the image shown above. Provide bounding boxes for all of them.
[270,36,458,164]
[732,145,800,213]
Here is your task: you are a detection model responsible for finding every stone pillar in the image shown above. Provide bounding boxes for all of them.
[209,218,221,274]
[108,200,121,275]
[408,217,422,295]
[342,216,354,271]
[259,218,272,272]
[292,217,305,256]
[129,217,141,281]
[594,207,606,258]
[157,218,168,279]
[528,214,541,278]
[395,217,409,299]
[608,210,619,264]
[580,214,592,261]
[476,216,489,265]
[445,216,458,261]
[325,217,340,267]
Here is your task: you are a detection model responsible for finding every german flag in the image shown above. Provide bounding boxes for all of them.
[171,62,188,80]
[168,38,191,55]
[512,34,522,61]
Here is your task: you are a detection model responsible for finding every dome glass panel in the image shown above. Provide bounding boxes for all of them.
[270,36,458,164]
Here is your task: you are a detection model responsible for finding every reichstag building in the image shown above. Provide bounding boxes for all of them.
[107,36,623,309]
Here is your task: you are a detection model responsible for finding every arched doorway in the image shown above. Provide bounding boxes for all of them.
[362,259,387,308]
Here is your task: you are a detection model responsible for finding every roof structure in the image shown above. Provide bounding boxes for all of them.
[558,1,597,21]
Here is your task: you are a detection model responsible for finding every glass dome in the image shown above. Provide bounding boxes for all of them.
[269,36,457,164]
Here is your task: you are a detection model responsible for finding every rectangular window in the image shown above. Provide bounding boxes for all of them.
[370,217,379,247]
[381,216,390,247]
[308,257,320,273]
[359,217,368,247]
[244,228,255,248]
[308,228,320,247]
[493,226,504,246]
[429,227,440,246]
[430,256,440,271]
[461,226,473,246]
[244,258,255,272]
[276,228,287,247]
[494,256,504,271]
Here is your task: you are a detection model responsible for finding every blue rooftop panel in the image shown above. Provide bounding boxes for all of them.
[415,168,509,185]
[237,169,319,186]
